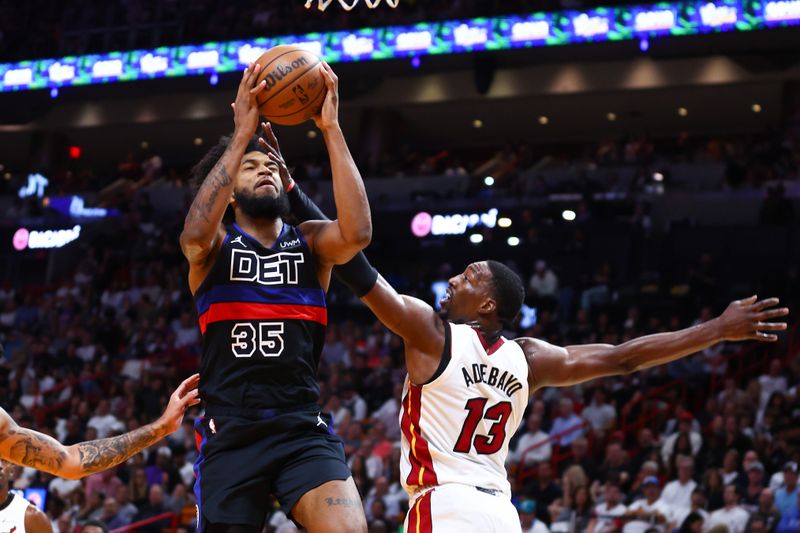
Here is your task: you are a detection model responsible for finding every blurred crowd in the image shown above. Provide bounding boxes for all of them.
[0,158,797,533]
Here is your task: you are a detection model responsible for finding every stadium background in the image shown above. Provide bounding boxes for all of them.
[0,1,799,532]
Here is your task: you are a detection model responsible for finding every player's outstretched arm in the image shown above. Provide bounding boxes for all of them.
[0,374,200,480]
[279,177,444,383]
[296,63,371,266]
[519,296,788,391]
[180,63,267,282]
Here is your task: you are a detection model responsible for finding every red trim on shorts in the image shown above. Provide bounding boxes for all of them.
[407,491,433,533]
[401,385,439,488]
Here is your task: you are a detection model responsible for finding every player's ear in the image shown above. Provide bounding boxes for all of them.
[479,296,496,316]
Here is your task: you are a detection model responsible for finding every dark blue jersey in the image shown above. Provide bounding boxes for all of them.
[193,222,327,409]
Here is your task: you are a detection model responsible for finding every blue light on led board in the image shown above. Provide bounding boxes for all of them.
[0,0,797,93]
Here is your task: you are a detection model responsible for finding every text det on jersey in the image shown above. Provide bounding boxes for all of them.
[230,248,304,285]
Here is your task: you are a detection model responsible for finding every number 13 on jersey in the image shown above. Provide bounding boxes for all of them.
[231,322,284,357]
[454,397,512,455]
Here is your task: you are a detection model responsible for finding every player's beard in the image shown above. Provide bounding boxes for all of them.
[235,189,290,220]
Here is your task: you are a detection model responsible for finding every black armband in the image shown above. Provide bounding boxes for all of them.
[287,182,326,222]
[335,251,379,297]
[287,183,378,297]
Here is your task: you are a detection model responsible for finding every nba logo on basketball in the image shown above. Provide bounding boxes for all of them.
[292,85,310,104]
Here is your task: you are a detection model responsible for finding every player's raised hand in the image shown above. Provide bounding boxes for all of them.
[715,296,789,342]
[232,62,267,138]
[158,374,201,434]
[258,121,294,191]
[313,62,339,131]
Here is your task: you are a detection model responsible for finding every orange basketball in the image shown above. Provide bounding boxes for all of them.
[253,45,325,126]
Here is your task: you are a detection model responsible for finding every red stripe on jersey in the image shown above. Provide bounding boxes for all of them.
[194,428,202,453]
[471,326,505,355]
[407,490,433,533]
[401,385,438,488]
[197,302,327,334]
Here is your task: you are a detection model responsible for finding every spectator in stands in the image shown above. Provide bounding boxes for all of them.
[510,413,551,467]
[776,491,800,533]
[672,489,710,529]
[759,359,788,402]
[113,485,138,526]
[99,497,129,530]
[523,462,562,525]
[550,398,585,447]
[703,468,726,512]
[662,455,698,512]
[678,512,705,533]
[128,466,150,507]
[718,377,749,409]
[48,474,81,501]
[597,441,632,487]
[630,428,660,479]
[722,449,745,487]
[528,260,559,308]
[623,476,673,533]
[131,484,170,533]
[743,462,768,512]
[554,485,593,532]
[709,484,750,533]
[745,487,781,533]
[560,437,598,480]
[363,476,401,524]
[518,499,549,533]
[340,380,368,422]
[588,480,627,533]
[661,412,702,466]
[371,382,403,440]
[79,519,108,533]
[774,462,799,517]
[581,388,617,435]
[84,469,123,502]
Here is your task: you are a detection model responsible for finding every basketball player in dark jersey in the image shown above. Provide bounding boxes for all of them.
[0,371,200,479]
[180,62,371,533]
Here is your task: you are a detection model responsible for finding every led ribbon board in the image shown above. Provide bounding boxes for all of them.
[1,0,799,92]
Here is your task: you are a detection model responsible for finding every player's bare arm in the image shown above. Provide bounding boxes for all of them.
[180,62,267,293]
[24,503,52,533]
[279,177,442,383]
[519,296,788,392]
[361,277,445,384]
[0,374,199,479]
[295,63,372,267]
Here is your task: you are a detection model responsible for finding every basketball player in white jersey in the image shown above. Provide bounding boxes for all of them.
[0,459,51,533]
[273,165,790,533]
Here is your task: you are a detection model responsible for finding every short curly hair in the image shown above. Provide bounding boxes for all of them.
[188,134,268,224]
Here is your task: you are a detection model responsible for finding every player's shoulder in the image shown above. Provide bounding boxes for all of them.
[24,502,51,533]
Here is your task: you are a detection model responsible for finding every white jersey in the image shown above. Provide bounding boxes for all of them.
[0,493,30,533]
[399,322,529,498]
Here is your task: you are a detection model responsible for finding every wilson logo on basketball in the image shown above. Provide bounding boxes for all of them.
[261,57,311,92]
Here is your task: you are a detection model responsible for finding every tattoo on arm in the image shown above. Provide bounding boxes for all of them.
[0,427,66,472]
[76,423,161,474]
[189,158,233,224]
